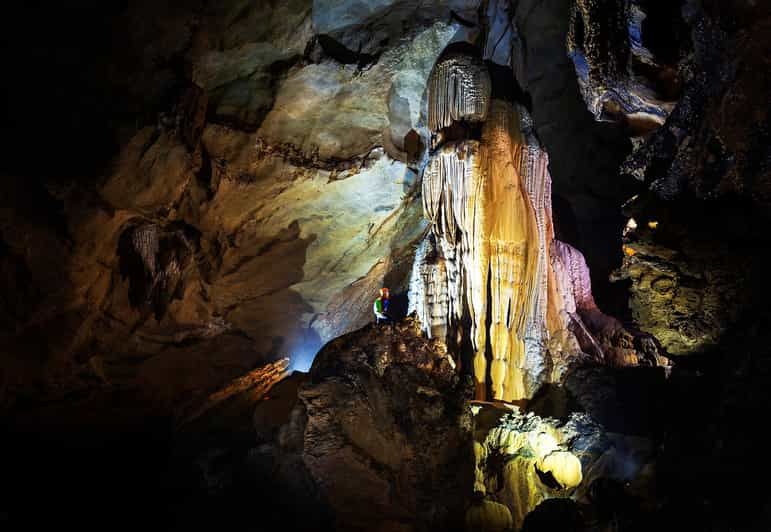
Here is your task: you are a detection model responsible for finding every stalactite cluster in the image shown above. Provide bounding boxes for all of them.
[118,221,198,320]
[410,48,665,401]
[427,53,492,133]
[407,235,450,340]
[411,49,564,401]
[131,223,160,275]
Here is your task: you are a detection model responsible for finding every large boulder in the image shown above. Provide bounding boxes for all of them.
[292,317,474,531]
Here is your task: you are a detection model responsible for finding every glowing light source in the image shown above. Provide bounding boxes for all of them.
[624,217,638,237]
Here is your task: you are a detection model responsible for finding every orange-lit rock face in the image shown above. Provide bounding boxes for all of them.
[413,87,560,401]
[411,54,668,401]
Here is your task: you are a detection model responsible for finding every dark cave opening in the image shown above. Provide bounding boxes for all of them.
[639,0,688,67]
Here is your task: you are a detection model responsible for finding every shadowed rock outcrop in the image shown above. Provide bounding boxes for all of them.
[292,317,474,531]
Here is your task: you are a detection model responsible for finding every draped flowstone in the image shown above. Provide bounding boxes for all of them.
[428,53,491,132]
[411,51,658,401]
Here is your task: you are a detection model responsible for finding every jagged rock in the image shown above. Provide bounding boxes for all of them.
[483,0,515,67]
[551,239,668,368]
[614,194,766,356]
[567,0,682,133]
[621,2,771,206]
[288,317,473,531]
[312,0,481,57]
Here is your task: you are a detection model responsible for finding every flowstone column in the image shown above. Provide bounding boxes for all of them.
[408,46,657,401]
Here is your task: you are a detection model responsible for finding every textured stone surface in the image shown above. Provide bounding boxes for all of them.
[607,0,771,356]
[614,195,764,356]
[508,0,638,317]
[293,317,473,531]
[0,2,466,421]
[622,1,771,205]
[472,400,660,531]
[567,0,682,132]
[312,0,480,56]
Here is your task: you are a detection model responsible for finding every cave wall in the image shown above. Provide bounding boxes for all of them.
[0,1,485,423]
[590,0,771,356]
[1,0,638,425]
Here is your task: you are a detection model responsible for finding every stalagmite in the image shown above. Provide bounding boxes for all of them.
[474,409,585,530]
[411,46,670,401]
[428,53,492,132]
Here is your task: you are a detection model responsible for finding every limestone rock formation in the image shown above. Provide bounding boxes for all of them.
[286,317,474,531]
[312,0,481,57]
[412,52,664,401]
[428,53,492,133]
[602,1,771,357]
[0,2,478,421]
[470,401,659,532]
[1,2,770,531]
[567,0,683,135]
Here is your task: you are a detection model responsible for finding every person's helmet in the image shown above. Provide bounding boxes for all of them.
[380,287,389,297]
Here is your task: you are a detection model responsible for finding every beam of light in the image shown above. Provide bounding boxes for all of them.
[288,341,320,373]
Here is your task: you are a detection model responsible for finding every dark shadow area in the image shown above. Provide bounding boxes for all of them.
[317,34,380,69]
[1,423,335,532]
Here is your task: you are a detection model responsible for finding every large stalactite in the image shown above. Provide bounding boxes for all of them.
[410,49,668,402]
[427,53,492,133]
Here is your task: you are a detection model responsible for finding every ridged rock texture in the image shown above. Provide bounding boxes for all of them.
[0,1,487,425]
[411,52,664,401]
[567,0,683,135]
[428,53,492,132]
[277,317,473,532]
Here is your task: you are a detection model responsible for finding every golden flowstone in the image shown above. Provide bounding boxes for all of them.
[419,102,547,401]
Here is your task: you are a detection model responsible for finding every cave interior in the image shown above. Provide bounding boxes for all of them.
[1,1,770,531]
